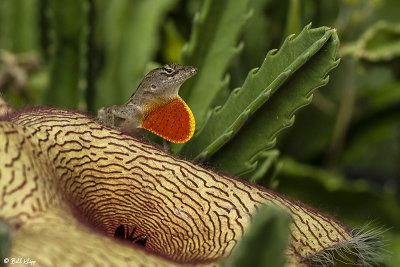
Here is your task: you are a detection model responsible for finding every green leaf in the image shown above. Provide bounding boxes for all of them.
[45,0,87,108]
[0,220,10,267]
[162,20,186,63]
[340,21,400,62]
[240,149,280,184]
[179,25,338,165]
[240,0,272,71]
[354,70,400,119]
[210,27,339,175]
[94,0,178,109]
[221,205,290,267]
[0,0,39,53]
[385,232,400,266]
[341,113,400,179]
[179,0,251,128]
[284,0,301,36]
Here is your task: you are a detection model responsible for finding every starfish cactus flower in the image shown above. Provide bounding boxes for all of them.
[0,98,379,266]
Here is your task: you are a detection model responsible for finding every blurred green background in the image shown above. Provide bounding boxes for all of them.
[0,0,399,265]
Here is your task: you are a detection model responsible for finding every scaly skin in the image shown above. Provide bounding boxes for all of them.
[97,63,197,134]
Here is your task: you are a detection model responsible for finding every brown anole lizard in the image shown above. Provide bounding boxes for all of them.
[97,63,197,143]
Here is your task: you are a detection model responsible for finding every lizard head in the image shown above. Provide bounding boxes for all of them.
[131,63,197,105]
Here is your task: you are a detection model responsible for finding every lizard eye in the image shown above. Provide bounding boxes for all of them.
[151,84,157,90]
[163,66,174,74]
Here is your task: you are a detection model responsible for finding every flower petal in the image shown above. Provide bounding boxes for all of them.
[0,107,354,266]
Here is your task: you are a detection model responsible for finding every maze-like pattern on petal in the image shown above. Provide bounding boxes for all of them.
[0,108,352,266]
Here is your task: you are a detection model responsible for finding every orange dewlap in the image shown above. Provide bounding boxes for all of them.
[141,97,195,143]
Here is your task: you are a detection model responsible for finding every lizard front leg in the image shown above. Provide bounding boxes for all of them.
[111,104,142,132]
[97,106,118,127]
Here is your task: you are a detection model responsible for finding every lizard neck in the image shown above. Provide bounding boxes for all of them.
[127,84,182,108]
